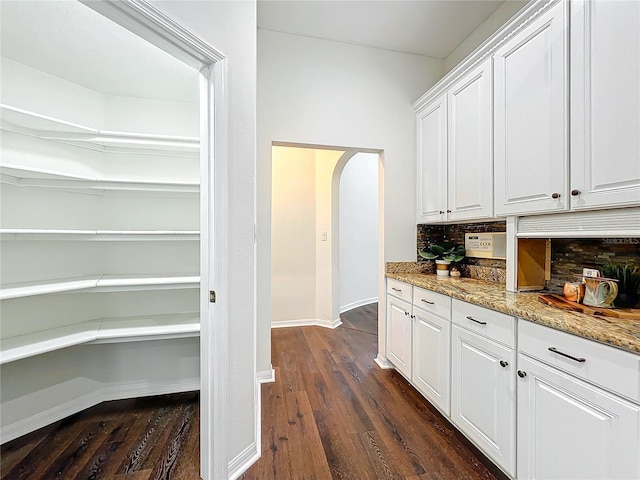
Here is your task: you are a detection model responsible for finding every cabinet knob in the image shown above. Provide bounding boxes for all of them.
[410,314,415,319]
[571,189,581,196]
[517,370,527,378]
[404,311,410,316]
[446,209,451,213]
[439,210,444,214]
[551,192,561,199]
[500,360,509,368]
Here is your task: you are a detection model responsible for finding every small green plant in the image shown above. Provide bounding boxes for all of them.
[601,261,640,294]
[418,242,465,262]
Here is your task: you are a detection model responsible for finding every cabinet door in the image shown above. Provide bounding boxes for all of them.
[570,0,640,210]
[386,295,412,379]
[447,58,493,221]
[517,354,640,480]
[494,1,568,216]
[412,307,450,415]
[416,96,447,223]
[451,325,516,477]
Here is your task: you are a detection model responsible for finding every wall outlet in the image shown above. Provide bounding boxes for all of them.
[583,267,600,278]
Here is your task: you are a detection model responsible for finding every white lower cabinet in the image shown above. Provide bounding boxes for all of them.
[386,295,413,379]
[451,324,516,477]
[412,304,451,415]
[517,320,640,480]
[385,281,640,479]
[517,354,640,480]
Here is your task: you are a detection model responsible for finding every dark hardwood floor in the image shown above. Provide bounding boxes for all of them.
[242,303,499,480]
[1,303,500,480]
[1,393,200,480]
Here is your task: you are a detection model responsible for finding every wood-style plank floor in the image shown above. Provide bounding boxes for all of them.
[1,303,501,480]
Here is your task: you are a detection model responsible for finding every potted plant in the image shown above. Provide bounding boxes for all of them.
[418,242,465,277]
[601,261,640,308]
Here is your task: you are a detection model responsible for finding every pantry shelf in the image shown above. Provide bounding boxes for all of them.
[0,274,200,300]
[0,313,200,365]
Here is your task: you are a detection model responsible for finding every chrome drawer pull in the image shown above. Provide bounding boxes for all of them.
[421,299,435,305]
[466,315,487,325]
[548,347,586,363]
[391,287,402,292]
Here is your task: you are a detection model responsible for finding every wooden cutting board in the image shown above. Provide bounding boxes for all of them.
[538,294,640,320]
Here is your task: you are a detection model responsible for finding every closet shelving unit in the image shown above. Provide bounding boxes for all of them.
[1,102,201,347]
[1,49,202,441]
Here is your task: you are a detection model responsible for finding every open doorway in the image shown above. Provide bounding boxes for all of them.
[0,2,230,478]
[337,152,379,335]
[270,144,382,335]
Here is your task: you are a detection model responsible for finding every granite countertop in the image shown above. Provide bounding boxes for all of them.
[386,272,640,355]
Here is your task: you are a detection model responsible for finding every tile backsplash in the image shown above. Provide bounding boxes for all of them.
[546,237,640,293]
[417,223,639,290]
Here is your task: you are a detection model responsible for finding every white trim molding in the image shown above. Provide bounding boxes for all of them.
[340,298,378,314]
[271,318,342,329]
[374,354,395,370]
[257,368,276,384]
[228,441,260,480]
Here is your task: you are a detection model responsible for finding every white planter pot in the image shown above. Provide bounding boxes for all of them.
[435,259,451,276]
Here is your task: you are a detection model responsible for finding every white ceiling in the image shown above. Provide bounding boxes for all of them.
[258,0,506,58]
[0,1,199,103]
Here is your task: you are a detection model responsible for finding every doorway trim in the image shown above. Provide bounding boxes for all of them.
[80,2,229,479]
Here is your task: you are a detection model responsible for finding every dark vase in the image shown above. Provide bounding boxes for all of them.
[615,292,640,309]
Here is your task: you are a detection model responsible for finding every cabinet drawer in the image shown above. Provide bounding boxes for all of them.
[519,320,640,403]
[412,287,451,320]
[386,278,412,301]
[452,299,515,348]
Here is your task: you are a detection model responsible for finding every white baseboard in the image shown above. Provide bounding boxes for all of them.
[374,354,395,369]
[228,441,260,480]
[257,368,276,384]
[271,317,342,329]
[339,297,378,314]
[1,389,104,445]
[0,377,200,444]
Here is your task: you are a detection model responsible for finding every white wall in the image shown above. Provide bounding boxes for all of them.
[444,0,527,72]
[257,29,443,374]
[271,146,317,321]
[148,0,257,470]
[339,153,379,312]
[315,149,343,324]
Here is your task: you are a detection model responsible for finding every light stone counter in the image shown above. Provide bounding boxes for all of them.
[386,272,640,354]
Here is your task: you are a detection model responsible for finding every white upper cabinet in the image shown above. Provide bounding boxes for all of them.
[570,0,640,210]
[447,59,493,222]
[416,58,493,224]
[494,0,568,216]
[416,96,447,223]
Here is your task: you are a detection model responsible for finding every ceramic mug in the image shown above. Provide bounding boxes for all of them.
[563,282,585,303]
[583,277,618,308]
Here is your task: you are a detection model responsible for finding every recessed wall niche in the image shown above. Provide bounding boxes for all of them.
[417,221,507,283]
